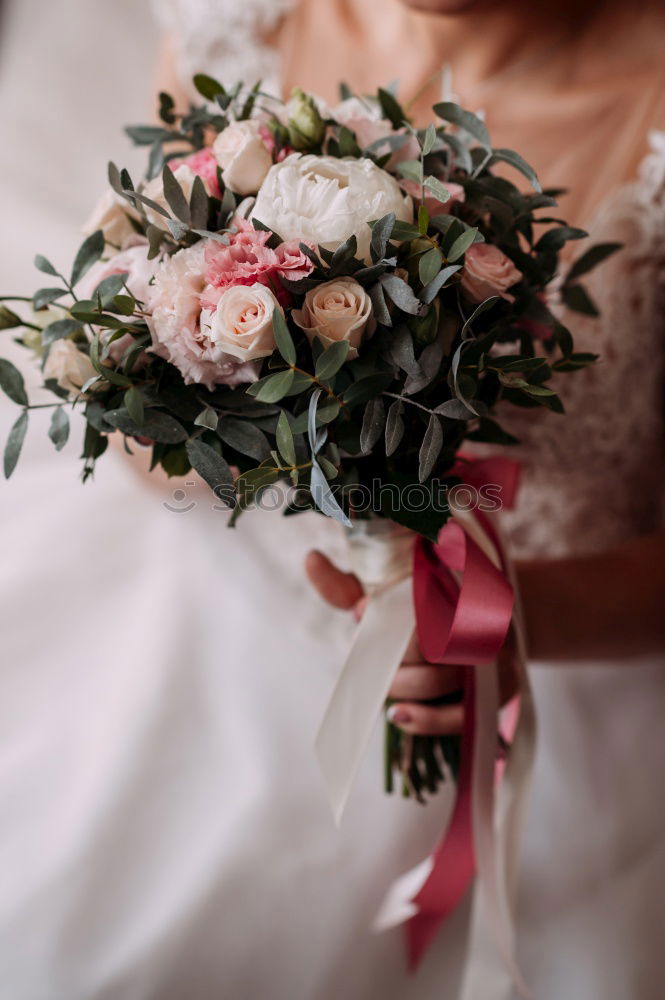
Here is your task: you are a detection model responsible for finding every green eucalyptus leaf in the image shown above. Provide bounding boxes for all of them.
[104,408,187,443]
[217,416,271,461]
[419,247,442,286]
[194,406,219,431]
[418,413,443,482]
[276,410,296,466]
[315,340,350,380]
[566,242,622,283]
[48,406,70,451]
[421,123,437,157]
[535,226,587,253]
[124,386,145,426]
[272,309,296,366]
[33,288,67,310]
[433,102,491,151]
[424,176,450,204]
[342,373,392,408]
[390,220,423,242]
[189,175,209,230]
[310,459,351,526]
[377,87,407,129]
[489,148,542,192]
[193,73,226,101]
[0,305,24,330]
[447,227,479,262]
[379,275,422,316]
[162,164,191,225]
[245,368,295,403]
[360,397,385,454]
[560,284,599,317]
[370,212,396,262]
[186,438,234,496]
[4,409,28,478]
[421,263,462,304]
[0,358,28,406]
[71,230,105,287]
[34,254,59,277]
[385,398,405,456]
[397,159,424,184]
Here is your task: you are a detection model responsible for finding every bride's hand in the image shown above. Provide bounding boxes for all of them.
[305,550,519,736]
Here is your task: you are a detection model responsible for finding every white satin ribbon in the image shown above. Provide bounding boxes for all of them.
[315,522,416,825]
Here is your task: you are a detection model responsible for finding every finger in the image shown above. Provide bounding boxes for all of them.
[305,550,364,611]
[387,701,464,736]
[388,664,464,701]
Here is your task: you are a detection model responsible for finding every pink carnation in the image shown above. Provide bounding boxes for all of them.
[171,148,221,199]
[201,221,313,309]
[147,242,260,389]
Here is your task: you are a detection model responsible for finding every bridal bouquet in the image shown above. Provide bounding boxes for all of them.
[0,78,617,806]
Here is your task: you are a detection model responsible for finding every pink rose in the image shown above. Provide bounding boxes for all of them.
[292,277,375,360]
[460,243,522,303]
[171,148,221,198]
[213,120,273,196]
[147,243,260,389]
[201,283,281,363]
[400,179,466,218]
[77,240,158,367]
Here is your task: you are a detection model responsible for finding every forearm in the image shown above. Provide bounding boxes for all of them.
[517,531,665,662]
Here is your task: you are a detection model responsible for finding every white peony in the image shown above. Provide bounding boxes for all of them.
[82,188,139,249]
[43,339,99,398]
[251,154,412,263]
[213,120,273,196]
[201,283,280,362]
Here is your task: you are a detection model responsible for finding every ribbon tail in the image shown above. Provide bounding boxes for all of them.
[315,576,415,824]
[405,667,477,969]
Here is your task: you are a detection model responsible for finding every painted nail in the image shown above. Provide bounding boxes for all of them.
[387,705,411,725]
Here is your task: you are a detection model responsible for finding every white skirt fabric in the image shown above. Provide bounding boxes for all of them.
[1,2,664,998]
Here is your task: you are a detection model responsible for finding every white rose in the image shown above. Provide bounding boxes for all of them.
[82,188,138,249]
[43,339,99,398]
[201,283,280,362]
[143,164,208,231]
[293,277,375,359]
[252,154,412,263]
[213,120,273,196]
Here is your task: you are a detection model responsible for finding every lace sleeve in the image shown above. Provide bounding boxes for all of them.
[150,0,296,98]
[494,130,665,560]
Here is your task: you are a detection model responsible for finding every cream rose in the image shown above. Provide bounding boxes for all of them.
[43,339,99,398]
[82,188,138,249]
[460,243,522,303]
[143,164,209,231]
[213,120,273,196]
[251,154,412,264]
[201,283,280,363]
[293,277,375,359]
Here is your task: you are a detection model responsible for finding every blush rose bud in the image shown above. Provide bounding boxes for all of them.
[287,88,326,151]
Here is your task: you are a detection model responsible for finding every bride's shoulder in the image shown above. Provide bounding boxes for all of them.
[151,0,297,95]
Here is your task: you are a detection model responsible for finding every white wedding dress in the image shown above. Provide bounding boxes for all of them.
[1,1,664,998]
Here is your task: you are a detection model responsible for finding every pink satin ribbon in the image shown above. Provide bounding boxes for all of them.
[406,457,523,973]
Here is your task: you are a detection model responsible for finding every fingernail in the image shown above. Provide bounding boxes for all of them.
[387,705,411,726]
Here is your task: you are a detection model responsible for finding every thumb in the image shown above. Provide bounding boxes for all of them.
[305,549,364,611]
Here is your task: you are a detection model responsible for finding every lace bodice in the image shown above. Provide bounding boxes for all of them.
[151,0,665,559]
[151,0,296,99]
